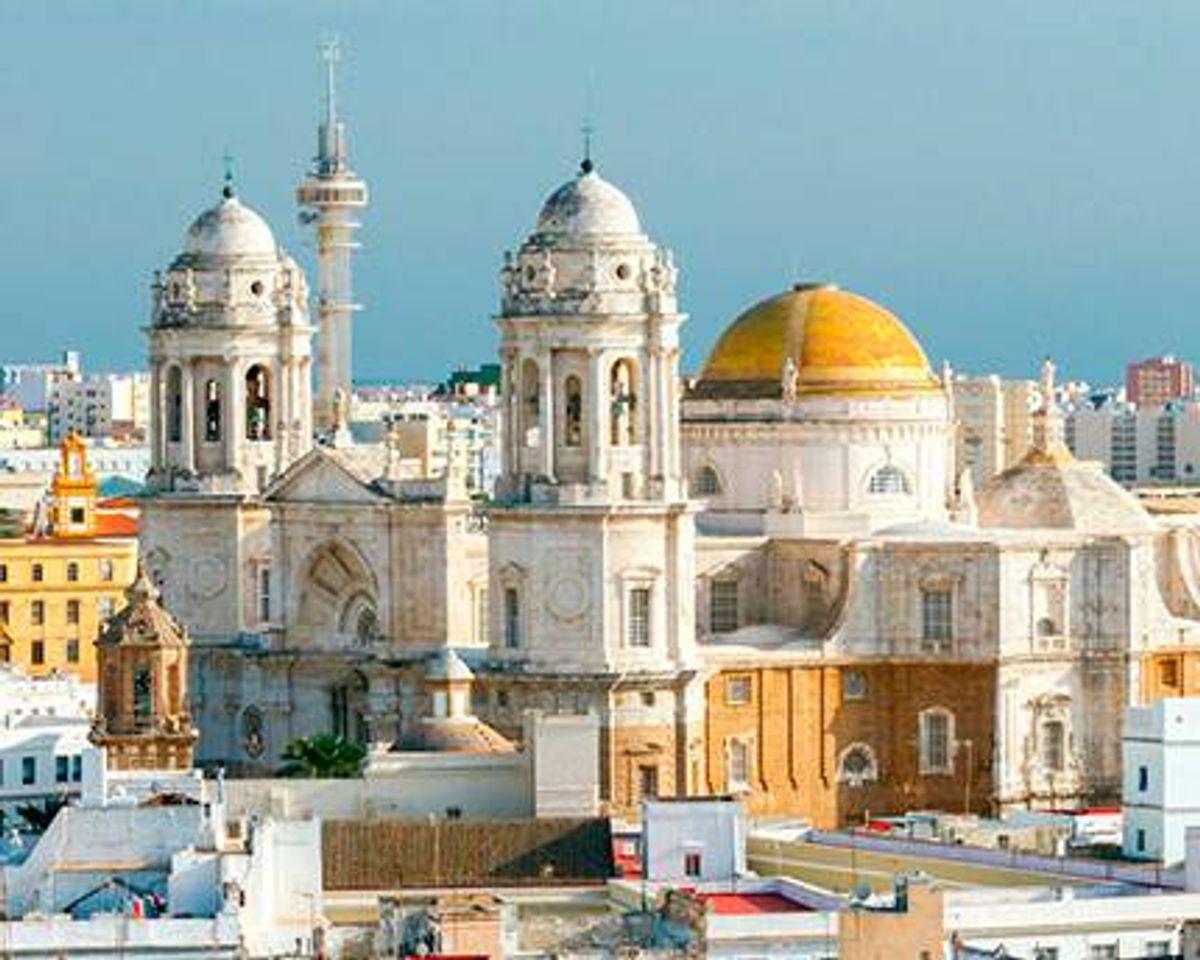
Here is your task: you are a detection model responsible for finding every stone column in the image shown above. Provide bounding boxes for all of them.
[538,348,555,481]
[180,360,196,474]
[150,364,164,471]
[648,346,664,486]
[227,358,245,479]
[588,349,607,487]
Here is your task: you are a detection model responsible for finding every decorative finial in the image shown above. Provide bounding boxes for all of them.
[580,117,595,175]
[222,149,236,199]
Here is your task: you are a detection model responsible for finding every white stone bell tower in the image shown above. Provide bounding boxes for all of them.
[488,156,695,677]
[147,171,314,496]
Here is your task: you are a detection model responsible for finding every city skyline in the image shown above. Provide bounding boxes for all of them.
[4,1,1200,383]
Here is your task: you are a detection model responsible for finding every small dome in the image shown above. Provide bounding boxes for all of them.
[691,284,940,399]
[426,648,473,683]
[977,449,1157,535]
[535,166,642,239]
[182,195,277,260]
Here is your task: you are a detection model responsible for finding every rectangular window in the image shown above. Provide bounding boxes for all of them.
[31,640,44,665]
[66,599,80,625]
[503,588,521,649]
[98,596,115,620]
[66,638,79,664]
[684,851,703,878]
[134,666,153,721]
[99,559,114,582]
[638,764,659,800]
[31,564,43,583]
[1145,941,1171,958]
[31,600,44,626]
[920,711,953,774]
[71,755,82,782]
[1139,764,1149,792]
[1160,659,1180,689]
[1042,720,1065,772]
[258,566,270,623]
[1137,828,1147,852]
[627,587,651,647]
[475,587,489,646]
[55,756,68,784]
[727,739,751,789]
[725,675,752,706]
[21,756,35,786]
[66,562,79,583]
[843,670,868,700]
[0,563,7,583]
[709,580,739,633]
[1088,946,1117,960]
[1033,951,1058,960]
[921,588,953,649]
[0,601,9,625]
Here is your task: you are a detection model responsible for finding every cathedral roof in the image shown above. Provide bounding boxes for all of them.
[97,566,187,649]
[181,194,278,261]
[534,164,642,240]
[976,449,1157,535]
[690,283,941,400]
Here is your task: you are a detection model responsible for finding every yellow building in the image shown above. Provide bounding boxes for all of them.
[0,434,138,681]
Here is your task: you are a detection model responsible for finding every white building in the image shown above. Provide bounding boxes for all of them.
[642,797,747,882]
[48,372,150,444]
[0,352,81,413]
[1067,400,1200,487]
[1123,697,1200,865]
[951,372,1037,489]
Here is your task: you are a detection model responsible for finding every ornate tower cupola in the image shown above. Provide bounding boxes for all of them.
[50,432,98,537]
[496,155,685,505]
[91,565,197,771]
[147,168,314,495]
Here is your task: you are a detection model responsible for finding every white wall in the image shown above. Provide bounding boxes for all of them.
[643,799,746,882]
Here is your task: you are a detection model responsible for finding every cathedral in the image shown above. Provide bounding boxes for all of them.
[138,96,1200,826]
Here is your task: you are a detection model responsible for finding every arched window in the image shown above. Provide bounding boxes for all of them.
[837,743,879,786]
[693,466,722,496]
[245,365,271,441]
[204,380,222,442]
[610,359,637,446]
[132,665,153,723]
[1041,719,1066,772]
[504,587,521,649]
[521,359,540,445]
[1037,617,1058,637]
[867,464,912,495]
[564,375,583,447]
[166,662,181,715]
[167,366,183,443]
[355,607,379,646]
[918,708,955,775]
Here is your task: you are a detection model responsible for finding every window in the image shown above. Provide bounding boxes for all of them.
[66,562,79,583]
[1137,828,1147,853]
[726,675,752,705]
[55,756,68,784]
[1138,764,1149,792]
[709,580,739,633]
[919,709,954,775]
[1159,659,1181,688]
[1088,945,1117,960]
[133,666,153,721]
[610,359,637,446]
[1037,616,1057,637]
[503,588,521,649]
[66,638,79,664]
[0,563,7,583]
[167,366,183,443]
[98,596,115,620]
[474,586,489,646]
[258,566,270,623]
[627,587,651,647]
[71,755,82,782]
[31,640,44,665]
[31,563,43,583]
[638,764,659,799]
[684,851,703,878]
[245,365,271,441]
[0,601,8,625]
[867,464,911,495]
[1145,940,1171,958]
[1042,719,1066,772]
[204,379,222,442]
[563,375,583,447]
[99,559,114,582]
[837,743,878,786]
[0,759,5,786]
[30,600,43,626]
[640,691,656,707]
[921,588,953,648]
[70,507,85,524]
[727,739,751,789]
[843,670,868,700]
[1033,949,1059,960]
[66,599,79,625]
[693,466,722,496]
[21,757,35,786]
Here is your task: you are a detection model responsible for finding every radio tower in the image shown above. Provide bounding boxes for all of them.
[297,39,368,437]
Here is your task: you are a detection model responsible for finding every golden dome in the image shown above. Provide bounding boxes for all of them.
[692,283,940,399]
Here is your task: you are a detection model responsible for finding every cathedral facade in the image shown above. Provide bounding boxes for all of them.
[139,156,1200,824]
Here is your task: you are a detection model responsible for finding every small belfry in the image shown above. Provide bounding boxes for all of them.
[91,564,197,771]
[49,432,98,537]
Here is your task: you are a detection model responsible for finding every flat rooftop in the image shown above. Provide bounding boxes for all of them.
[701,892,810,915]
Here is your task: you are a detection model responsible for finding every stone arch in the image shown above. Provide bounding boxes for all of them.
[295,539,380,647]
[692,463,723,497]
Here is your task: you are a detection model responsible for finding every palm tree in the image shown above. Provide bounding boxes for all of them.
[279,733,365,778]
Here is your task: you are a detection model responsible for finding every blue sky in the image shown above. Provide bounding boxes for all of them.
[3,1,1200,383]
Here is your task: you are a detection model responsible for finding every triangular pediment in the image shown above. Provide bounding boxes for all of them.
[265,449,387,505]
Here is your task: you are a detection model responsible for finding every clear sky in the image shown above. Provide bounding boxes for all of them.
[3,1,1199,384]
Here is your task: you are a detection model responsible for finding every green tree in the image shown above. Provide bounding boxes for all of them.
[279,733,365,778]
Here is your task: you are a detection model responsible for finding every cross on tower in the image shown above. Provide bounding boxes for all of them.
[222,149,236,199]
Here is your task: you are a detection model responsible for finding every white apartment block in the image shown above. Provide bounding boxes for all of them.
[1123,697,1200,865]
[47,373,150,443]
[951,374,1037,488]
[1067,402,1200,487]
